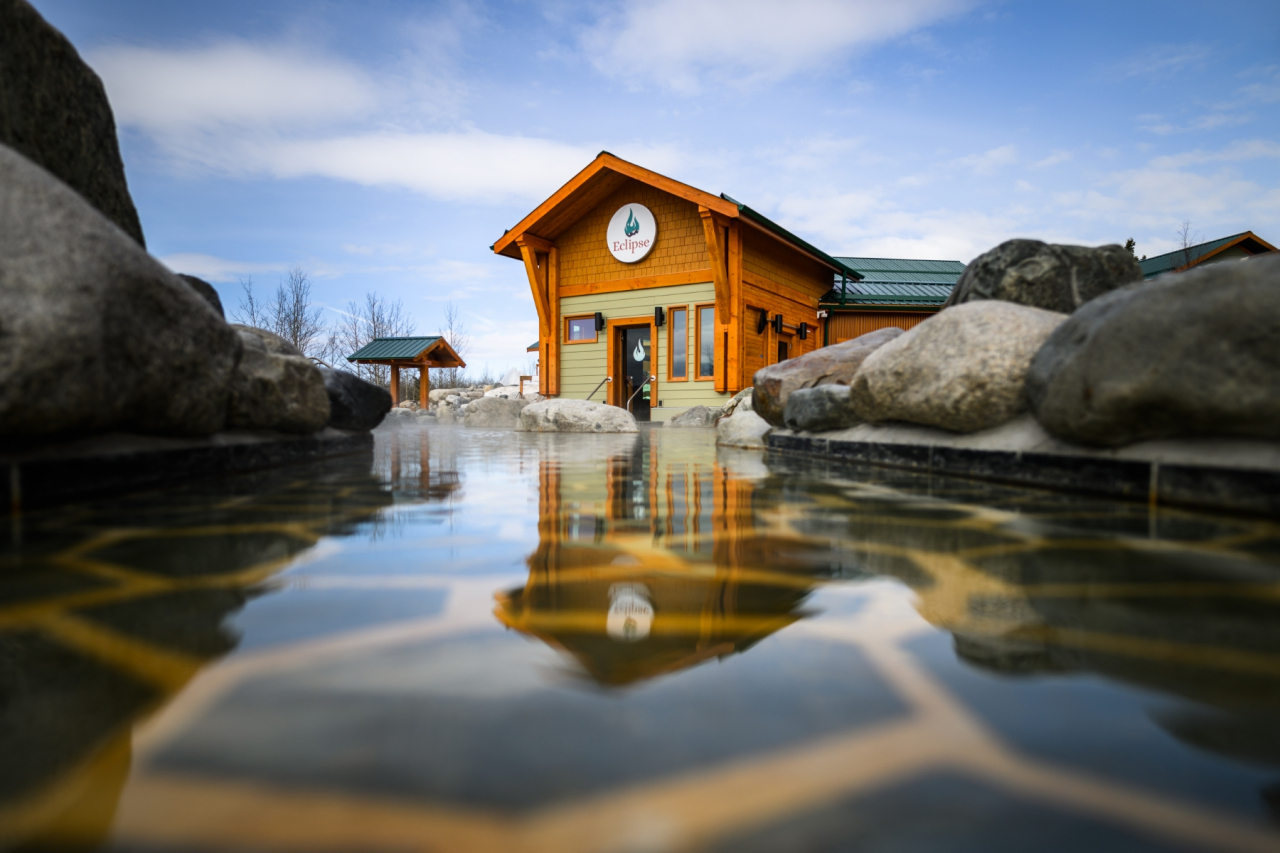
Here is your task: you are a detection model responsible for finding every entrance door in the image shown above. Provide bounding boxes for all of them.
[776,333,793,364]
[622,327,652,422]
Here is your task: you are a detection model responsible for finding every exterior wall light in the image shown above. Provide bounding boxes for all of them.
[757,309,769,334]
[594,312,606,332]
[654,307,665,327]
[798,322,808,340]
[771,314,784,334]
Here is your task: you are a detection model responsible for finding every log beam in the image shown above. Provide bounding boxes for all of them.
[419,366,429,408]
[390,366,400,405]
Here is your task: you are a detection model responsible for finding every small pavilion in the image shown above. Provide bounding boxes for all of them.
[347,336,466,407]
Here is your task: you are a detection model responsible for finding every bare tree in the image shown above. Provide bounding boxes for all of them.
[271,267,327,357]
[435,301,472,389]
[327,291,415,388]
[1177,221,1201,271]
[232,275,265,328]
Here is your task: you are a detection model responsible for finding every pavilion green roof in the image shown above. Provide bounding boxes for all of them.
[820,257,964,306]
[347,336,444,361]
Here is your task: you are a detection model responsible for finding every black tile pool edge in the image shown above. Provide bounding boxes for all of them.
[3,430,374,513]
[767,432,1280,517]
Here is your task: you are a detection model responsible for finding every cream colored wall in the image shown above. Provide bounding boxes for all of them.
[1200,245,1252,266]
[559,282,732,421]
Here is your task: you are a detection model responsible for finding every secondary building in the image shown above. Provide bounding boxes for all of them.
[1140,231,1275,279]
[492,153,864,422]
[819,257,964,344]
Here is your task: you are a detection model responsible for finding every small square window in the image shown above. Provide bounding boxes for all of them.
[566,316,597,343]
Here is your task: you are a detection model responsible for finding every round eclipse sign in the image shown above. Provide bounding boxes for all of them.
[606,204,657,263]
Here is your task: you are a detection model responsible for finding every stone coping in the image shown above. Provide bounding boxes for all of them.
[768,415,1280,517]
[3,428,374,513]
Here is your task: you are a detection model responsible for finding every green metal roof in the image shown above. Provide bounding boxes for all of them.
[720,194,864,281]
[1140,232,1248,279]
[820,257,964,306]
[347,336,443,362]
[527,341,540,351]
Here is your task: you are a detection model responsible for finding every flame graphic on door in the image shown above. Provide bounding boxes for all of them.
[633,340,646,362]
[624,209,640,237]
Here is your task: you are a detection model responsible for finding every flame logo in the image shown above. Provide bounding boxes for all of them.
[633,340,646,361]
[624,208,640,237]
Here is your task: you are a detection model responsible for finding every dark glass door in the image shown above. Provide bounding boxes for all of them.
[623,327,652,422]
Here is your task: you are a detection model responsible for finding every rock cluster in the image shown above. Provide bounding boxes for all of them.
[666,405,722,428]
[0,6,392,445]
[754,327,901,427]
[518,399,638,433]
[766,239,1279,452]
[716,409,771,449]
[463,395,529,428]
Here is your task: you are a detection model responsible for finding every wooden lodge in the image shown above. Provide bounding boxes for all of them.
[346,336,465,407]
[492,153,865,422]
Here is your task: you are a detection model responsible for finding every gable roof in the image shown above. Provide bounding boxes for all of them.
[1140,231,1275,279]
[347,336,466,367]
[820,256,965,306]
[491,152,862,279]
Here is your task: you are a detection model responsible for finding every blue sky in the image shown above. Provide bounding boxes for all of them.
[31,0,1280,371]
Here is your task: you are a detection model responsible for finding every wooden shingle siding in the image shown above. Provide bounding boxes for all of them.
[557,179,710,288]
[742,230,831,299]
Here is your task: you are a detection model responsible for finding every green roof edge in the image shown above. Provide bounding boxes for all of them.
[720,194,864,281]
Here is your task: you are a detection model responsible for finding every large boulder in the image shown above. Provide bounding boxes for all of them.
[850,301,1066,433]
[666,405,722,428]
[178,274,224,318]
[1027,254,1280,446]
[753,327,902,427]
[715,410,771,449]
[225,326,330,434]
[517,399,638,433]
[319,368,391,432]
[944,239,1142,314]
[721,387,754,418]
[784,384,860,432]
[0,0,145,246]
[0,145,240,438]
[463,395,528,428]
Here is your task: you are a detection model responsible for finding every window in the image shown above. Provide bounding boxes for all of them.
[668,307,687,379]
[696,304,715,379]
[564,315,597,344]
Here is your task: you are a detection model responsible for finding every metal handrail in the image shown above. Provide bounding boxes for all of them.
[627,375,656,413]
[586,376,612,401]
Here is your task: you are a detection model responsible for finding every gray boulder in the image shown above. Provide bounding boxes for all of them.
[1027,254,1280,446]
[0,0,145,246]
[753,327,902,427]
[784,384,860,432]
[517,399,638,433]
[463,395,528,428]
[715,410,771,449]
[666,405,722,428]
[178,274,224,318]
[944,239,1142,314]
[721,387,755,418]
[0,144,239,438]
[851,301,1066,433]
[319,368,391,432]
[226,326,330,434]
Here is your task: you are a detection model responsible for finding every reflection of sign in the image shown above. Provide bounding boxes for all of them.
[606,204,656,263]
[633,340,646,361]
[606,583,653,642]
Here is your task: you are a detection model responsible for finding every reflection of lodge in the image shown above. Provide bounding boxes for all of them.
[496,435,827,686]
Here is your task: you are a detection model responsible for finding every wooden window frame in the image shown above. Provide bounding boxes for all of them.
[666,305,690,382]
[563,313,598,345]
[694,302,716,381]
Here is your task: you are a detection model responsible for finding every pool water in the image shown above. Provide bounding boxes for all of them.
[3,425,1280,852]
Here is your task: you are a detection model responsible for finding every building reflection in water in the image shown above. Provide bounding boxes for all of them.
[496,432,839,686]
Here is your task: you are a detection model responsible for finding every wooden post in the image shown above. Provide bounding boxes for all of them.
[419,365,429,408]
[390,366,400,405]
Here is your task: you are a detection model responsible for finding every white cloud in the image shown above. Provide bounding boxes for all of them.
[158,253,288,282]
[93,39,686,203]
[91,42,378,132]
[1033,150,1072,168]
[952,144,1017,176]
[1115,43,1212,79]
[582,0,976,93]
[1148,138,1280,169]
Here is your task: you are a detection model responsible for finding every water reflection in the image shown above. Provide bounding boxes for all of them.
[2,425,1280,851]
